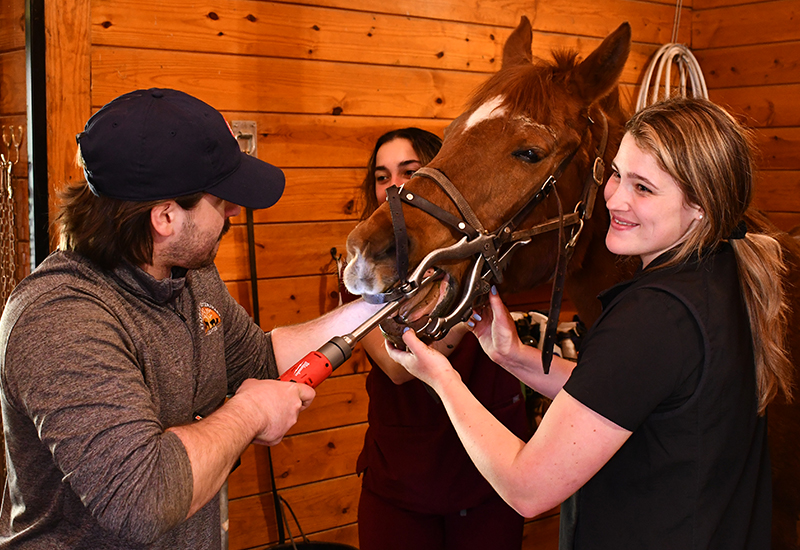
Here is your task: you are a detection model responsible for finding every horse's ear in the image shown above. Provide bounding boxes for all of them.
[502,16,533,69]
[571,22,631,104]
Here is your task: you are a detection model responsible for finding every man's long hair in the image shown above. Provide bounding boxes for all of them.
[57,181,203,270]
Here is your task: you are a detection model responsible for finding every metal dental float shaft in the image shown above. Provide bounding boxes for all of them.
[279,270,440,388]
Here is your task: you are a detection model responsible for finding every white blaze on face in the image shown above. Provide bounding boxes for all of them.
[465,96,508,131]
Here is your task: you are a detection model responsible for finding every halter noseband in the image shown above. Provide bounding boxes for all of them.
[372,111,609,373]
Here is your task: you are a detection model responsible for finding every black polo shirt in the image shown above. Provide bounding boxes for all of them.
[561,244,771,550]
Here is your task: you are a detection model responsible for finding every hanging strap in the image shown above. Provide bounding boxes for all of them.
[540,192,571,374]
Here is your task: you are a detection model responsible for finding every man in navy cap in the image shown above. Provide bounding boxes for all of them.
[0,89,382,549]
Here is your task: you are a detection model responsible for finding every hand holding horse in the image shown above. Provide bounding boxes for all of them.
[471,290,575,399]
[467,288,524,369]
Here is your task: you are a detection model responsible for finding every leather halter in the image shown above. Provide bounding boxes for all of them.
[375,111,609,373]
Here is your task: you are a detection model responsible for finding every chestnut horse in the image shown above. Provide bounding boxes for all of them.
[344,16,800,549]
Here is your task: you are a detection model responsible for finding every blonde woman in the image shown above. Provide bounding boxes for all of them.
[388,99,793,550]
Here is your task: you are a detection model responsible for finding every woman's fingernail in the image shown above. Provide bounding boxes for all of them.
[491,285,497,295]
[467,321,475,328]
[403,327,410,333]
[473,313,482,322]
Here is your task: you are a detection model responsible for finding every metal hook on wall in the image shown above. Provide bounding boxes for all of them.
[2,126,23,165]
[230,120,257,157]
[0,126,24,199]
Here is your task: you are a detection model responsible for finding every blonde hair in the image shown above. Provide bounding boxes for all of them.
[626,97,793,414]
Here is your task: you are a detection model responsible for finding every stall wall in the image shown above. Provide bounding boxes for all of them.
[693,0,800,231]
[0,0,29,285]
[0,0,794,549]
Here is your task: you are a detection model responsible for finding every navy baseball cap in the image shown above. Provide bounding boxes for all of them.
[76,88,284,209]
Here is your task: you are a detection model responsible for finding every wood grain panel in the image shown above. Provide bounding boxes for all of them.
[307,523,359,547]
[692,0,800,49]
[92,0,507,73]
[285,373,369,436]
[228,474,361,549]
[522,510,560,549]
[0,50,26,114]
[755,128,800,171]
[0,0,24,52]
[90,47,653,119]
[694,0,774,10]
[216,221,357,281]
[221,113,452,170]
[229,424,368,498]
[91,0,674,75]
[695,42,800,89]
[710,84,800,128]
[45,0,92,242]
[256,168,362,222]
[292,0,692,41]
[767,212,800,232]
[90,47,486,119]
[753,171,800,213]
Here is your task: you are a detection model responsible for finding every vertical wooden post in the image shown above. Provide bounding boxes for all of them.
[43,0,91,252]
[25,0,47,265]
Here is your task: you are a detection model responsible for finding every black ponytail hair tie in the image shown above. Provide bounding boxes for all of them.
[728,220,748,240]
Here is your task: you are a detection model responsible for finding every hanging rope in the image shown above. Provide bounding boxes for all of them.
[635,0,708,112]
[1,125,23,311]
[671,0,683,43]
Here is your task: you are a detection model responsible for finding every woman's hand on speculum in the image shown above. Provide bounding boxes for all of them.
[384,328,457,388]
[468,287,522,367]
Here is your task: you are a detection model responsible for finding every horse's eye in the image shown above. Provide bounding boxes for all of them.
[513,149,542,164]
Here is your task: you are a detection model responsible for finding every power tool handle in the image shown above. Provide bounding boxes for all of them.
[279,351,332,388]
[278,336,353,388]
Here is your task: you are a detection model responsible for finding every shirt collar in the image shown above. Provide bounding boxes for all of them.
[112,259,187,304]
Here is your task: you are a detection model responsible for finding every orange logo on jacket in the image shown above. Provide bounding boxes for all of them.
[200,303,222,334]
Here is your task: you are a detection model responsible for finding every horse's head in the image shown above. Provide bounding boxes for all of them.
[345,17,631,341]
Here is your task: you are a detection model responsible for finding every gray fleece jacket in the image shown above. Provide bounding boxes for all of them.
[0,250,277,549]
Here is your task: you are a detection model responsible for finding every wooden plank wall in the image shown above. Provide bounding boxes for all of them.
[692,0,800,232]
[0,0,785,549]
[0,0,29,284]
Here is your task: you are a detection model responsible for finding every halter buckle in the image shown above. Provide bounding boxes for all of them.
[592,156,605,185]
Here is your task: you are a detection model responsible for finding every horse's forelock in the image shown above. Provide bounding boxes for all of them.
[469,51,581,124]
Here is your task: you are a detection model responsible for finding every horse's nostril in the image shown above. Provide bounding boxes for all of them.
[378,244,397,262]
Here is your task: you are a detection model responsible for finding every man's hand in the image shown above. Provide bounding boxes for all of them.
[168,378,315,519]
[233,378,315,446]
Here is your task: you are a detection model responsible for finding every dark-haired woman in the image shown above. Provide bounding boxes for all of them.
[351,128,528,550]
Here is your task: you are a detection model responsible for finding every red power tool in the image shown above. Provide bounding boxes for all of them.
[279,300,402,388]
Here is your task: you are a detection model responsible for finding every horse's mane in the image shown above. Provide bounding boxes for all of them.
[469,51,582,123]
[469,50,626,124]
